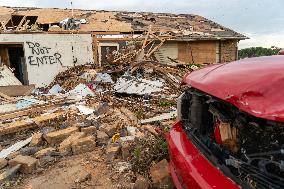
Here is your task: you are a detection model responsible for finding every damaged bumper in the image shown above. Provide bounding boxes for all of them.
[167,121,240,189]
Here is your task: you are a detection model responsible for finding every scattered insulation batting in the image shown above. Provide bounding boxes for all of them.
[114,77,164,95]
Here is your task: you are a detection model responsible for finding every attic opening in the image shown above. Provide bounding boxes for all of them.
[0,44,27,84]
[39,23,60,31]
[6,15,38,30]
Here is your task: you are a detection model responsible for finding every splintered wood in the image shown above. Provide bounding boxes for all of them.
[0,98,78,121]
[0,85,35,97]
[0,91,15,102]
[0,110,76,136]
[219,122,238,153]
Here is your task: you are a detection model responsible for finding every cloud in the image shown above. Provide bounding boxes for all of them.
[239,31,284,49]
[0,0,37,7]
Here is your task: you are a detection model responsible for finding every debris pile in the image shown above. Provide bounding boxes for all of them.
[0,36,191,188]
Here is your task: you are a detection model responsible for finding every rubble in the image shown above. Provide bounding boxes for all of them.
[0,158,7,169]
[99,123,117,137]
[44,126,79,145]
[20,147,40,156]
[150,159,174,188]
[0,137,32,159]
[71,135,96,155]
[39,155,56,167]
[34,147,56,159]
[58,132,86,155]
[80,126,97,134]
[141,110,177,124]
[0,164,21,183]
[9,155,38,174]
[0,30,184,188]
[144,125,159,137]
[29,132,43,147]
[121,142,132,160]
[96,130,110,145]
[134,175,150,189]
[106,143,121,161]
[114,76,164,95]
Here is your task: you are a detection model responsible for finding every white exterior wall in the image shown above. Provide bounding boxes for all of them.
[0,33,94,87]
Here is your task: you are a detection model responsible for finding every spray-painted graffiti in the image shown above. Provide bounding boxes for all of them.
[26,42,63,67]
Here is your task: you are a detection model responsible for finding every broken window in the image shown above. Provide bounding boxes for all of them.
[178,88,284,189]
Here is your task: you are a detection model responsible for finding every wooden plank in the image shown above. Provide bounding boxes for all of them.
[142,26,151,49]
[0,22,7,31]
[0,98,78,121]
[178,41,216,64]
[0,110,76,135]
[16,16,26,31]
[145,40,166,58]
[0,91,15,102]
[92,34,99,65]
[97,38,143,41]
[21,19,30,30]
[0,104,58,122]
[0,85,35,97]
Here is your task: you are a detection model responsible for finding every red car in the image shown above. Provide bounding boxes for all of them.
[167,56,284,189]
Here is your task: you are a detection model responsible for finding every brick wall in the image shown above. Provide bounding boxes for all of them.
[220,40,238,63]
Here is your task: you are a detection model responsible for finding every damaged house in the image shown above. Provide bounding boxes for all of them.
[0,6,247,87]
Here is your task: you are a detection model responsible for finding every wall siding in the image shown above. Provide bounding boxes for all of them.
[154,42,178,63]
[178,41,217,64]
[0,34,93,87]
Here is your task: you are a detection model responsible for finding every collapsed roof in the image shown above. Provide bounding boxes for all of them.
[0,6,247,40]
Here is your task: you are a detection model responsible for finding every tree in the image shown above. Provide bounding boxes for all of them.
[238,46,282,59]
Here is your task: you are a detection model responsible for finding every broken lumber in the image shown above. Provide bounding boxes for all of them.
[140,111,177,124]
[0,85,35,97]
[0,164,21,183]
[0,91,15,102]
[0,137,32,158]
[0,98,78,121]
[16,16,26,31]
[0,109,77,135]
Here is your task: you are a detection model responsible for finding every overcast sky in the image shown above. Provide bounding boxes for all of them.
[1,0,283,49]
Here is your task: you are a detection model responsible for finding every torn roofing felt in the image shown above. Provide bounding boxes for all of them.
[183,55,284,122]
[0,6,247,40]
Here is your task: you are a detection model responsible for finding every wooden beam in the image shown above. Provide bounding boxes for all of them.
[0,85,35,97]
[145,39,166,58]
[92,34,99,65]
[0,22,7,31]
[0,98,78,121]
[16,16,26,31]
[0,109,77,135]
[0,91,15,102]
[142,26,151,49]
[92,31,121,35]
[97,38,143,41]
[22,20,30,30]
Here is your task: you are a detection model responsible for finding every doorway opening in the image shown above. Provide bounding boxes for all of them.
[0,44,26,84]
[98,43,119,65]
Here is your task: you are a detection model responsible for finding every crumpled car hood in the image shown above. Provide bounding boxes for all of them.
[183,55,284,122]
